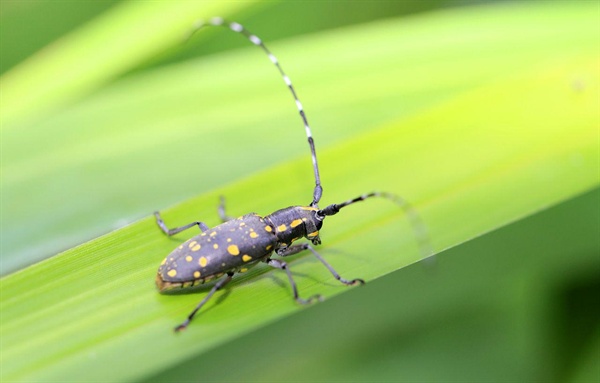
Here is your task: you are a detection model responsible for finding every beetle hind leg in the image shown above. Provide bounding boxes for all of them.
[174,272,234,332]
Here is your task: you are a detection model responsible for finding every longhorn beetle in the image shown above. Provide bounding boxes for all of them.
[154,17,433,332]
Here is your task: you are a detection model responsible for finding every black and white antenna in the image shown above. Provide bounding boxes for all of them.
[189,17,323,207]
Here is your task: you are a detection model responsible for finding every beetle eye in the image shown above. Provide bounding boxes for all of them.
[313,212,324,229]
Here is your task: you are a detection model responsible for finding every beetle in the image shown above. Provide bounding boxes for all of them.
[154,17,432,332]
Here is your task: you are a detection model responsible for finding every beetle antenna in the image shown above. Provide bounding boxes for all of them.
[317,192,434,261]
[188,17,323,207]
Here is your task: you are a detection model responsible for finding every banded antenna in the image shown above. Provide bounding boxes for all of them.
[317,191,435,260]
[188,17,323,207]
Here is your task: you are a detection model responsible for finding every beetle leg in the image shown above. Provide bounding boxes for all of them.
[154,211,209,236]
[174,272,234,332]
[265,258,322,304]
[277,244,365,286]
[218,195,234,223]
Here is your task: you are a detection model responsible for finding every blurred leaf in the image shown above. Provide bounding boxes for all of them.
[0,0,255,126]
[0,0,123,74]
[1,1,599,382]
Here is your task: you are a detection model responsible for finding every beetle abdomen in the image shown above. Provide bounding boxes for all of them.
[156,213,277,292]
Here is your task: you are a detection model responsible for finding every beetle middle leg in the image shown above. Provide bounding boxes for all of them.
[174,272,234,332]
[217,196,233,223]
[154,211,210,236]
[265,258,322,304]
[277,244,365,286]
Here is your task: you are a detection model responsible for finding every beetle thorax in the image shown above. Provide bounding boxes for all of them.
[265,206,323,247]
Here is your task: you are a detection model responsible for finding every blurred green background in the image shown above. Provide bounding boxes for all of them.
[1,1,598,382]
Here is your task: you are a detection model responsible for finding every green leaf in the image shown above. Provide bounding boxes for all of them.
[1,1,598,382]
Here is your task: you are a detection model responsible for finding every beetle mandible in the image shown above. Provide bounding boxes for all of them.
[154,17,432,332]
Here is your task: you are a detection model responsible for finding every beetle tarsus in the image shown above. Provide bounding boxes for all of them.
[174,320,190,332]
[296,294,323,305]
[337,277,365,286]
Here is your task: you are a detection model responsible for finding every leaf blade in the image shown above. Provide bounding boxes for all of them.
[1,2,598,381]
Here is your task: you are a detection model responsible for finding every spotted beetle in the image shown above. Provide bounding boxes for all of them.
[154,17,432,332]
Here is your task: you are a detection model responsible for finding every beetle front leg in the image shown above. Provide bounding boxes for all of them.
[265,258,322,304]
[154,211,210,236]
[277,244,365,286]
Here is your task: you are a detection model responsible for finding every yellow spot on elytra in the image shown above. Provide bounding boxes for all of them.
[193,271,201,278]
[167,269,177,277]
[227,245,240,256]
[212,243,219,249]
[240,268,248,273]
[242,255,252,262]
[277,224,287,232]
[178,245,183,249]
[227,238,232,242]
[250,232,259,238]
[185,256,193,262]
[201,232,207,236]
[240,222,246,227]
[266,245,273,251]
[290,219,302,228]
[210,231,217,237]
[188,241,198,249]
[264,226,272,232]
[161,258,166,265]
[307,231,319,238]
[191,244,201,251]
[199,257,208,267]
